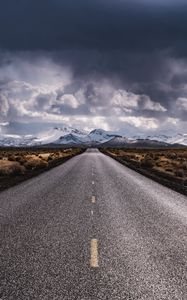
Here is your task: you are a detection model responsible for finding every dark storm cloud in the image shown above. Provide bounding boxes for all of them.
[1,0,184,97]
[0,0,187,53]
[0,0,187,134]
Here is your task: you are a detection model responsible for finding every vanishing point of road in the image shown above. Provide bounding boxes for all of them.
[0,149,187,299]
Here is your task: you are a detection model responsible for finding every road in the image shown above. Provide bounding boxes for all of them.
[0,149,187,300]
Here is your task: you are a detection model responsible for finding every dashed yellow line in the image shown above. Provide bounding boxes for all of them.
[90,239,99,268]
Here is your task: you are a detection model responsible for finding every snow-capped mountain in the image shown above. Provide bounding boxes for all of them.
[0,134,37,147]
[36,127,87,145]
[166,134,187,146]
[102,138,170,148]
[101,136,136,147]
[88,129,122,143]
[133,133,187,146]
[0,126,186,147]
[53,128,121,145]
[0,127,121,147]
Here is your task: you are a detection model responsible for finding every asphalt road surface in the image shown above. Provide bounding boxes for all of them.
[0,149,187,300]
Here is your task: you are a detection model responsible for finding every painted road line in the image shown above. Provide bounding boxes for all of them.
[92,196,96,203]
[90,239,99,268]
[91,210,94,216]
[92,181,95,185]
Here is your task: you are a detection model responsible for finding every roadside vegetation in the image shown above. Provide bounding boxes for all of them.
[0,147,84,191]
[101,148,187,195]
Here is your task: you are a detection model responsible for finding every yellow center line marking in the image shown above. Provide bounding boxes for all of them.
[91,196,96,203]
[90,239,99,268]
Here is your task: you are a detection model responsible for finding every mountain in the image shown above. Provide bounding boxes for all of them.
[101,136,135,147]
[166,134,187,146]
[0,126,186,147]
[101,137,170,148]
[133,133,187,146]
[52,128,122,145]
[0,127,121,147]
[55,133,87,145]
[36,127,87,145]
[0,126,86,147]
[0,134,37,147]
[88,129,122,144]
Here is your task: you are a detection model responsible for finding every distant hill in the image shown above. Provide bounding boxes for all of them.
[0,126,186,147]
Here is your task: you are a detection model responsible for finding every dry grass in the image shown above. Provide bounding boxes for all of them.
[0,148,82,175]
[104,148,187,184]
[0,160,25,176]
[0,147,84,191]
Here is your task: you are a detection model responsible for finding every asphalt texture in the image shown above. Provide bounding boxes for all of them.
[0,149,187,300]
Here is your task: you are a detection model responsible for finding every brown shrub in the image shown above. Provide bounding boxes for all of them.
[154,155,159,160]
[141,158,155,168]
[0,162,25,176]
[47,155,53,161]
[175,169,185,178]
[24,159,48,170]
[182,153,187,159]
[15,156,26,165]
[124,156,131,162]
[7,155,16,161]
[181,162,187,170]
[167,152,177,159]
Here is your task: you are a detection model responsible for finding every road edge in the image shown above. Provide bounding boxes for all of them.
[0,149,86,193]
[100,149,187,196]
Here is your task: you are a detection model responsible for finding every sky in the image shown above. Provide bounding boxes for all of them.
[0,0,187,136]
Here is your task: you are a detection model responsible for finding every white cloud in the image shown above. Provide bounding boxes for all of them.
[58,94,79,109]
[176,97,187,111]
[0,122,9,126]
[142,97,167,112]
[0,52,72,89]
[0,94,9,116]
[111,89,166,112]
[112,90,139,109]
[83,116,111,131]
[119,116,158,129]
[1,51,186,136]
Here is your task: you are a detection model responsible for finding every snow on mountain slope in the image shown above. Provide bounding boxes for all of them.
[101,136,136,147]
[53,128,121,145]
[0,126,186,147]
[167,134,187,146]
[0,134,37,147]
[36,127,87,144]
[133,134,187,146]
[55,133,85,145]
[133,134,171,143]
[0,127,85,147]
[88,129,122,143]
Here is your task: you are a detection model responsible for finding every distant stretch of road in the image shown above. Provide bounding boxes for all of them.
[0,149,186,300]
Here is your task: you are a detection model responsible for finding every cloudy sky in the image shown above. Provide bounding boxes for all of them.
[0,0,187,136]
